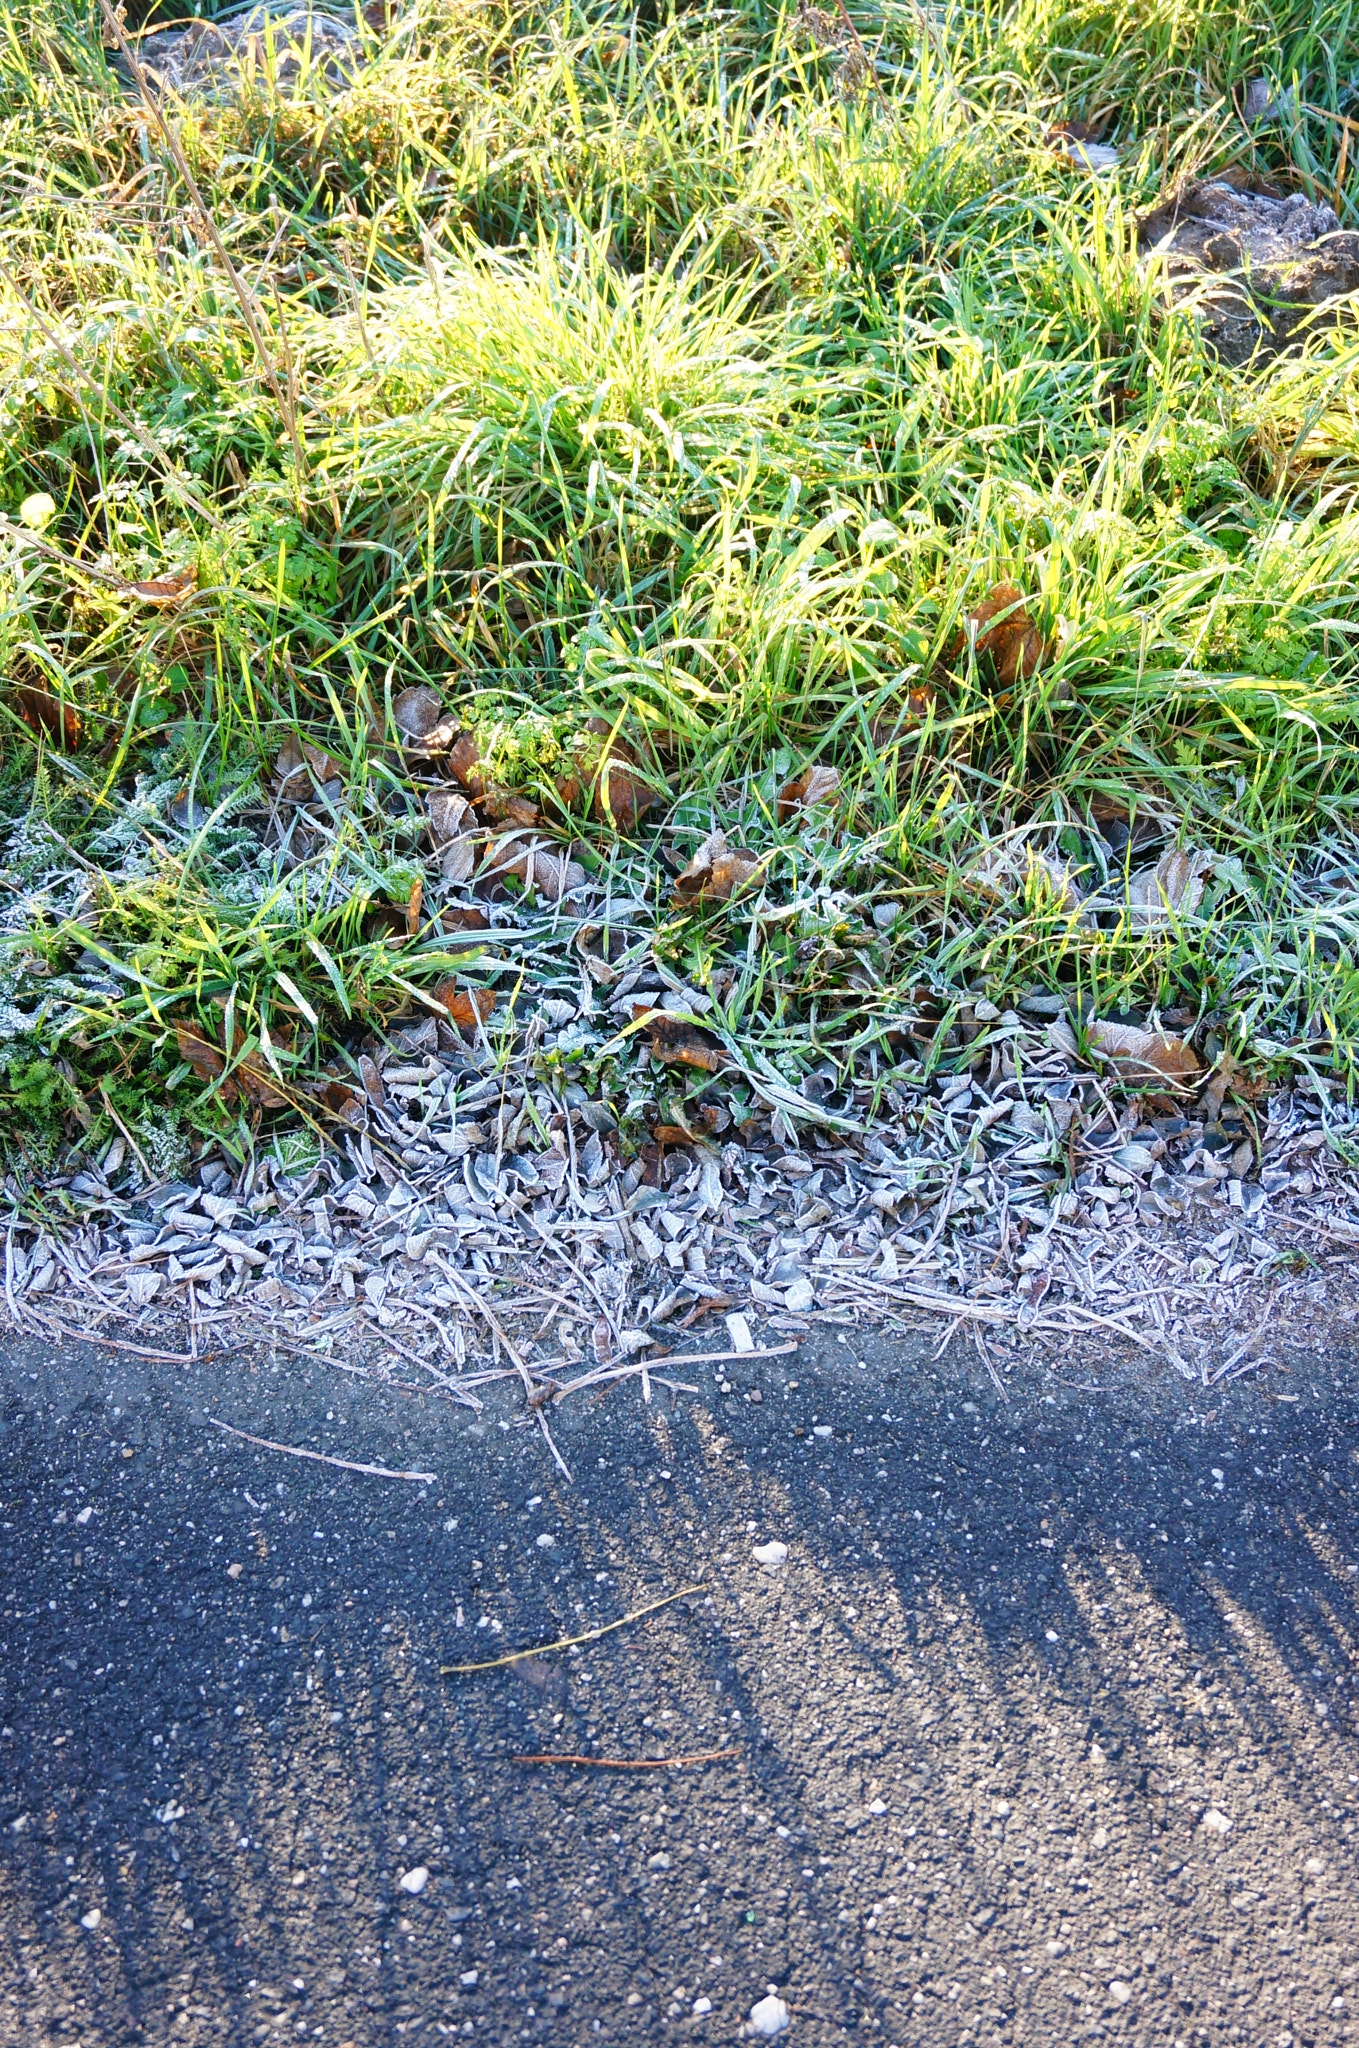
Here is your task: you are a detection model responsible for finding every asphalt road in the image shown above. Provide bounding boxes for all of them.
[2,1320,1358,2047]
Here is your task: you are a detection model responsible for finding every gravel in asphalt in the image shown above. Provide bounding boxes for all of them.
[2,1325,1358,2045]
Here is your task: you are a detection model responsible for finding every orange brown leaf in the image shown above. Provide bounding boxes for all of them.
[432,982,497,1033]
[776,763,841,825]
[963,583,1047,689]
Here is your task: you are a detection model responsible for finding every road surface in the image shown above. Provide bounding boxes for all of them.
[2,1321,1357,2044]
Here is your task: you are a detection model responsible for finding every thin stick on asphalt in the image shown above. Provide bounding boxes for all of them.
[512,1749,740,1770]
[651,1340,798,1369]
[442,1582,705,1675]
[206,1416,435,1484]
[433,1259,572,1481]
[359,1314,483,1412]
[27,1311,206,1366]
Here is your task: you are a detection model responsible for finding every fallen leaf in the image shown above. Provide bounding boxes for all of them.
[432,982,497,1033]
[428,789,478,883]
[128,564,197,607]
[1086,1018,1201,1082]
[1199,1048,1265,1122]
[777,763,842,824]
[272,736,345,805]
[477,788,540,828]
[961,584,1047,689]
[1127,847,1213,925]
[672,829,763,905]
[357,1053,385,1108]
[591,1318,613,1366]
[869,683,939,751]
[15,685,81,751]
[1089,793,1164,855]
[1030,849,1087,916]
[437,905,491,934]
[176,1023,225,1083]
[1047,122,1120,171]
[446,732,486,795]
[635,1007,728,1073]
[405,876,423,936]
[319,1078,366,1126]
[428,789,474,844]
[234,1051,289,1108]
[393,686,457,754]
[594,753,656,834]
[481,835,586,902]
[393,686,443,739]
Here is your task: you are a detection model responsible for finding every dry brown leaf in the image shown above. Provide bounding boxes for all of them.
[594,754,656,834]
[272,735,345,805]
[393,686,458,754]
[128,564,197,607]
[1086,1018,1201,1081]
[15,685,81,751]
[482,834,586,902]
[962,583,1047,688]
[432,982,497,1033]
[357,1053,385,1108]
[477,789,540,827]
[634,1006,728,1073]
[650,1122,697,1146]
[777,763,842,824]
[393,686,444,740]
[672,829,763,906]
[427,789,474,844]
[406,875,423,937]
[1199,1049,1267,1122]
[427,789,478,884]
[591,1318,614,1366]
[1127,847,1213,925]
[234,1051,289,1108]
[869,683,939,751]
[447,732,486,795]
[176,1022,225,1083]
[438,905,491,934]
[319,1077,366,1126]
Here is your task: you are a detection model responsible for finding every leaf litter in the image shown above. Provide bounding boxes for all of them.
[8,789,1359,1434]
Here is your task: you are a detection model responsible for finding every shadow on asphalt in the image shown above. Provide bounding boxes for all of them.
[2,1324,1357,2044]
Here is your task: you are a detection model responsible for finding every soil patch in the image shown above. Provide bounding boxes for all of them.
[1138,177,1359,361]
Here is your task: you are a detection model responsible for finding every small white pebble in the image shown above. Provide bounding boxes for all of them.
[752,1541,788,1570]
[812,1424,833,1439]
[75,1506,93,1526]
[536,1533,555,1549]
[750,1989,790,2038]
[80,1910,101,1930]
[1109,1980,1132,2005]
[459,1969,479,1987]
[692,1996,712,2015]
[398,1866,429,1895]
[1201,1808,1232,1836]
[868,1799,887,1816]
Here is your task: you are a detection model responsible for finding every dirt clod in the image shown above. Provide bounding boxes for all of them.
[1138,179,1359,362]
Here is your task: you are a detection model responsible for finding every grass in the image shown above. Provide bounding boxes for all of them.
[2,0,1359,1179]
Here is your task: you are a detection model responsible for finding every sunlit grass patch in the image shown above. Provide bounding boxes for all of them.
[1,0,1359,1174]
